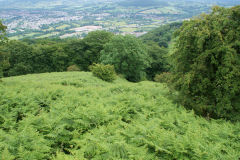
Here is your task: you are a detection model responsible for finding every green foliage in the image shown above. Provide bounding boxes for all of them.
[100,35,151,82]
[67,65,81,72]
[0,21,8,79]
[6,41,34,76]
[32,43,68,73]
[140,23,182,80]
[0,26,174,81]
[90,63,116,82]
[154,72,172,83]
[0,20,7,44]
[0,39,70,76]
[63,39,87,69]
[140,22,182,48]
[1,148,15,160]
[0,46,10,78]
[80,31,114,71]
[145,42,170,80]
[62,31,114,71]
[0,72,239,159]
[171,6,240,120]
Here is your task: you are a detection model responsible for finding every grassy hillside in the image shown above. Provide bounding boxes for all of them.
[0,72,239,159]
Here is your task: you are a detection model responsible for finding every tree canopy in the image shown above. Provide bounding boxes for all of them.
[0,21,7,78]
[145,41,169,80]
[0,20,7,44]
[171,6,240,120]
[81,30,114,70]
[100,35,151,82]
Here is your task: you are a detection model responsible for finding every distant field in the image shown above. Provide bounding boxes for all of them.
[120,27,137,32]
[0,72,239,159]
[43,27,55,31]
[114,21,127,26]
[25,32,39,36]
[56,24,70,30]
[140,7,182,14]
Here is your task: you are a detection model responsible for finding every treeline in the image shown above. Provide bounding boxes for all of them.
[0,23,179,81]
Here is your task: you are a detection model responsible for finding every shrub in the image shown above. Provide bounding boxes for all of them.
[67,65,81,72]
[90,63,116,82]
[154,72,172,83]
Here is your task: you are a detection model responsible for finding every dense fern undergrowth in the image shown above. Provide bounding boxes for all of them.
[0,72,239,160]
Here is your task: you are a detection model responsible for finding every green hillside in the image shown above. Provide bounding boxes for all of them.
[0,72,239,159]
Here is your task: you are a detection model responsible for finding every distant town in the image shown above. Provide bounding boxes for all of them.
[0,0,228,39]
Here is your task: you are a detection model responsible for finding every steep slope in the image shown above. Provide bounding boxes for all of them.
[0,72,239,159]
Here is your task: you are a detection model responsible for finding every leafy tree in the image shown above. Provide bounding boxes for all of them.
[2,40,69,76]
[171,6,240,120]
[0,20,8,78]
[48,45,68,72]
[140,22,182,80]
[63,39,88,70]
[0,46,9,78]
[32,44,68,73]
[145,42,169,80]
[63,31,114,71]
[0,20,7,44]
[81,30,114,70]
[5,41,34,76]
[100,35,151,82]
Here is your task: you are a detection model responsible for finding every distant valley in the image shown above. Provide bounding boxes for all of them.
[0,0,239,39]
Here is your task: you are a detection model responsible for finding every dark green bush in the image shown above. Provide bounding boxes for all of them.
[171,6,240,121]
[90,63,116,82]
